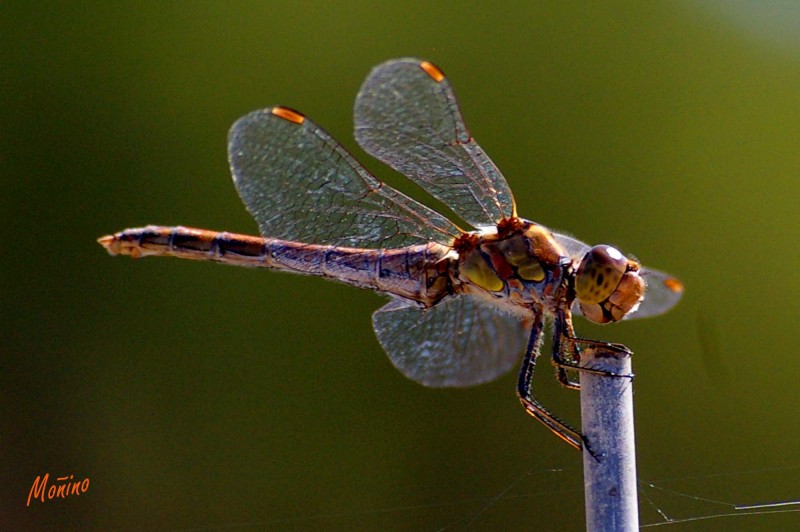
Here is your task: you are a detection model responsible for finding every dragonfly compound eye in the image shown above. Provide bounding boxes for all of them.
[575,245,645,323]
[576,245,627,304]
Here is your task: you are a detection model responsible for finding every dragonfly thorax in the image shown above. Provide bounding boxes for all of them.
[453,218,569,312]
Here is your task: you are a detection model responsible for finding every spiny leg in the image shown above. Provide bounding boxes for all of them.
[552,309,634,389]
[516,312,585,452]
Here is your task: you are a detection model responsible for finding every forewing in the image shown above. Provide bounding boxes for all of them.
[552,232,590,259]
[372,297,528,387]
[633,268,684,318]
[228,107,460,248]
[354,58,515,228]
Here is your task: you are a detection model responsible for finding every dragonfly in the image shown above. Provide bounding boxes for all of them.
[99,58,683,452]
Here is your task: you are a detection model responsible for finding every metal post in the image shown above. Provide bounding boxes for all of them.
[581,346,639,531]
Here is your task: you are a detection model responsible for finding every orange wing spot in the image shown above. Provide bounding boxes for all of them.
[272,106,305,124]
[663,277,684,293]
[420,61,445,83]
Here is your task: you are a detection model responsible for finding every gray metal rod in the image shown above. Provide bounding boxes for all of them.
[581,346,639,531]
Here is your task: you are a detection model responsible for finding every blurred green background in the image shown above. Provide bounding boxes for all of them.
[3,1,800,530]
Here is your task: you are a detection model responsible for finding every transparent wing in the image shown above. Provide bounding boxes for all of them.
[634,268,684,319]
[552,232,683,320]
[228,107,460,248]
[552,231,591,259]
[372,296,529,387]
[354,58,515,229]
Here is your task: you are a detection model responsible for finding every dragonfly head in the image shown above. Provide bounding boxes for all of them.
[574,245,645,323]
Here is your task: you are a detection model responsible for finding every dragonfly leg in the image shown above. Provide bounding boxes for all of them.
[551,309,634,390]
[516,312,586,452]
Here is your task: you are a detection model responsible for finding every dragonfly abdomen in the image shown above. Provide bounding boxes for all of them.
[99,226,274,266]
[99,225,453,305]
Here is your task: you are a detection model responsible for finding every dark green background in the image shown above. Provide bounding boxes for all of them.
[3,2,799,530]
